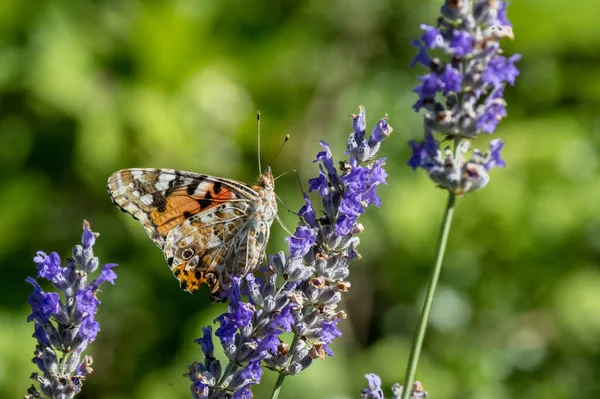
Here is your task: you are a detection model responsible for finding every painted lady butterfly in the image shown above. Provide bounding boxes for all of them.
[107,167,277,301]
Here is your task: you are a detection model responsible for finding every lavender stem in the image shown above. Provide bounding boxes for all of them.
[401,191,456,399]
[269,334,299,399]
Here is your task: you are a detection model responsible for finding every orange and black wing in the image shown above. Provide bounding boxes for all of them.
[107,168,258,247]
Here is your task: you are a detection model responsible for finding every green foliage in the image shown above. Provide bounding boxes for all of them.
[1,1,599,398]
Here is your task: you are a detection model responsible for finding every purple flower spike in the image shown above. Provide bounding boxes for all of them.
[407,0,518,193]
[188,107,389,398]
[25,221,117,399]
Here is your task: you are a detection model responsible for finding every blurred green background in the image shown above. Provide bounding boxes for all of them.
[1,1,599,398]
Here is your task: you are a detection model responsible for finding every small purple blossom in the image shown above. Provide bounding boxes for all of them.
[485,139,506,170]
[286,226,317,258]
[410,40,432,68]
[34,251,64,283]
[215,279,254,345]
[476,86,507,133]
[79,315,100,342]
[26,277,60,324]
[440,65,462,94]
[497,1,511,26]
[320,320,342,344]
[299,194,318,228]
[308,165,329,197]
[449,30,474,56]
[369,117,392,146]
[408,130,438,171]
[419,24,442,49]
[483,54,521,88]
[25,221,117,399]
[75,288,100,316]
[362,374,384,399]
[82,224,96,249]
[314,141,341,186]
[194,327,215,358]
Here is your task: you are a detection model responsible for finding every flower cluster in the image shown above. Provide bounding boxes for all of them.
[184,107,390,398]
[408,0,519,194]
[361,374,428,399]
[25,221,117,399]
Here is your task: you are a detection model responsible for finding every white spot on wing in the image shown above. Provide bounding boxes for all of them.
[193,181,214,196]
[140,194,153,206]
[131,170,144,179]
[155,173,176,191]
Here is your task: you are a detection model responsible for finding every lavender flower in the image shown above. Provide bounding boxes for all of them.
[25,221,117,399]
[184,107,391,398]
[360,374,428,399]
[408,0,519,194]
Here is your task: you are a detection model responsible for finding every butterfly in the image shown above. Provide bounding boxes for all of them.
[107,167,277,301]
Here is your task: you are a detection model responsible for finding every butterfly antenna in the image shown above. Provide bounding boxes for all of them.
[274,168,306,195]
[275,192,300,216]
[257,111,262,174]
[267,134,291,169]
[275,213,295,236]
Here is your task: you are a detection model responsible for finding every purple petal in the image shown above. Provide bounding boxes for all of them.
[410,40,432,68]
[485,139,506,170]
[420,24,443,49]
[450,30,474,57]
[286,226,317,258]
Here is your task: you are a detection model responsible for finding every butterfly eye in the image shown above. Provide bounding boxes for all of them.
[205,272,218,287]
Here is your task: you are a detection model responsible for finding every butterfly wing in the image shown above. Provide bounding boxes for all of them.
[163,201,249,296]
[108,168,276,299]
[107,168,259,246]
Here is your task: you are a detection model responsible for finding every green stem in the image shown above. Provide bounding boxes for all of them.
[269,334,300,399]
[217,361,237,387]
[401,192,456,399]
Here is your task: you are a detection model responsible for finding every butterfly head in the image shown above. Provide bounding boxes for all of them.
[255,166,275,192]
